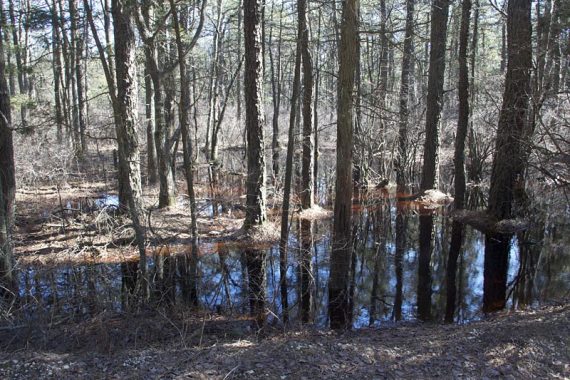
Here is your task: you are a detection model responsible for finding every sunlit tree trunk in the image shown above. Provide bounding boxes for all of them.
[170,0,205,305]
[268,1,283,180]
[112,0,147,299]
[243,0,267,230]
[0,5,16,299]
[396,0,415,191]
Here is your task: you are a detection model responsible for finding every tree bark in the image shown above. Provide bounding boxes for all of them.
[243,0,267,230]
[446,0,472,323]
[329,0,358,330]
[170,0,206,305]
[396,0,415,191]
[0,4,16,299]
[112,0,148,300]
[300,0,314,210]
[484,0,532,313]
[420,0,451,191]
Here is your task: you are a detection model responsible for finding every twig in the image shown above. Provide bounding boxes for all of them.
[223,365,240,380]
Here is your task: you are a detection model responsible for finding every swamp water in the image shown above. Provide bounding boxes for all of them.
[14,188,570,328]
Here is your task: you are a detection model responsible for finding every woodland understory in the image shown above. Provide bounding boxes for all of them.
[0,0,569,378]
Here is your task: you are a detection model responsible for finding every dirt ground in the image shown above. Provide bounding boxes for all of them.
[0,304,568,379]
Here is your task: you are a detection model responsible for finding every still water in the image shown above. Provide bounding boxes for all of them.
[15,188,570,328]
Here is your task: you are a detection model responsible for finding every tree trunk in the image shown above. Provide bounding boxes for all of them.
[243,0,267,230]
[112,0,148,300]
[446,0,472,324]
[73,0,88,154]
[145,67,157,184]
[484,0,532,313]
[329,0,358,330]
[8,0,29,132]
[420,0,451,191]
[268,1,283,180]
[300,0,314,210]
[0,5,16,299]
[277,0,303,323]
[51,0,65,142]
[170,0,205,306]
[396,0,415,191]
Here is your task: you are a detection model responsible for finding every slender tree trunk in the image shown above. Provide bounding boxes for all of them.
[300,0,314,210]
[446,0,472,323]
[51,0,64,142]
[269,1,283,180]
[145,67,157,184]
[170,0,205,306]
[396,0,415,191]
[8,0,28,132]
[73,0,88,154]
[205,0,224,162]
[0,4,16,299]
[277,0,303,323]
[329,0,358,330]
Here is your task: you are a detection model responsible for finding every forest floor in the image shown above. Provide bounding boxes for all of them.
[0,304,568,379]
[6,165,569,379]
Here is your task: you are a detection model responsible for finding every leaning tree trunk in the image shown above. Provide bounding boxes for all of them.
[328,0,358,330]
[0,5,16,299]
[484,0,532,313]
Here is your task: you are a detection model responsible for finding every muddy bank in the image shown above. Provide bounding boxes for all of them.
[1,304,568,379]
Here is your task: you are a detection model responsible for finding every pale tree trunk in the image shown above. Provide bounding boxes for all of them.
[145,67,157,184]
[169,0,206,306]
[0,3,16,299]
[205,0,224,162]
[135,1,176,208]
[72,0,88,154]
[268,1,283,180]
[112,0,148,300]
[329,0,358,330]
[396,0,415,191]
